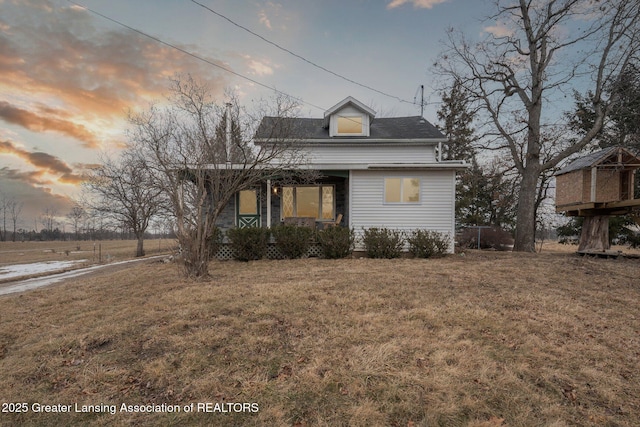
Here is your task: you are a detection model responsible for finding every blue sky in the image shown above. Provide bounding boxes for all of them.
[0,0,492,226]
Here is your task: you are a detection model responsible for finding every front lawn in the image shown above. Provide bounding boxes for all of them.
[0,250,638,426]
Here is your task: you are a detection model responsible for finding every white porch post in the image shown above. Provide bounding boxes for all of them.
[266,179,272,228]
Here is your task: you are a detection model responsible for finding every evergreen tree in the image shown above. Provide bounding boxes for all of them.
[437,82,517,229]
[570,63,640,152]
[437,81,476,162]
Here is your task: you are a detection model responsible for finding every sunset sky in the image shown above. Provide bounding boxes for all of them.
[0,0,493,229]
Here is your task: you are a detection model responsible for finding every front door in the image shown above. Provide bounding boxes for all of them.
[237,189,260,228]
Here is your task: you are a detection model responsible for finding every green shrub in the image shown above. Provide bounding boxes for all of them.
[271,225,314,259]
[226,227,269,261]
[318,227,354,259]
[362,227,404,259]
[407,229,451,258]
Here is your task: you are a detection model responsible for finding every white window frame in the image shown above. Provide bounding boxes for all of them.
[281,185,336,221]
[384,177,421,204]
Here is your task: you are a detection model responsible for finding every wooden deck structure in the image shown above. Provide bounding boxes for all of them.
[558,198,640,217]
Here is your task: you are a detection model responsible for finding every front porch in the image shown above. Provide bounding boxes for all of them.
[217,171,349,232]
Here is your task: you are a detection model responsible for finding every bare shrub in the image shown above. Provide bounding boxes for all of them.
[458,226,513,251]
[407,230,450,258]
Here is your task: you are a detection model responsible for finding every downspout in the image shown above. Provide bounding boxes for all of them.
[438,142,442,162]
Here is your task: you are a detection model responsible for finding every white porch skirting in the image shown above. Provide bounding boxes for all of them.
[214,242,324,260]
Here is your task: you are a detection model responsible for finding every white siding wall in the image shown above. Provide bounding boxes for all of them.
[349,169,456,252]
[305,144,437,164]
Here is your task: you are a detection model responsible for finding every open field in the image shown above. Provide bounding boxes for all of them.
[0,239,176,266]
[0,249,639,426]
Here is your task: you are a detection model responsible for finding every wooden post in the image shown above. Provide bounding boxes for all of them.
[578,215,610,252]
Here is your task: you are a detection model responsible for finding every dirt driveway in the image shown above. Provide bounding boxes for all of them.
[0,255,167,296]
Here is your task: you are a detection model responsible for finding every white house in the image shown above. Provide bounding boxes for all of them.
[220,96,467,252]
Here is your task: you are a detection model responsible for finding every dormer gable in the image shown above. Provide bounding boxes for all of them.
[324,96,376,137]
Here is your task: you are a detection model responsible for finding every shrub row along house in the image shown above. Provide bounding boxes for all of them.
[214,96,467,254]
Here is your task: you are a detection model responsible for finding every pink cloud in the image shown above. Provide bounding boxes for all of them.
[0,2,230,131]
[0,139,85,184]
[0,101,100,148]
[387,0,450,9]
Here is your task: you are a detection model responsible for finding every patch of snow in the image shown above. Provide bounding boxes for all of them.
[0,260,88,280]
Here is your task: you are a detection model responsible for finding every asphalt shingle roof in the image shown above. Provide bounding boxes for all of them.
[255,116,445,141]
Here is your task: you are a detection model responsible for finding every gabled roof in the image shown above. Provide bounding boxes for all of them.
[323,96,376,126]
[556,147,640,176]
[255,116,445,141]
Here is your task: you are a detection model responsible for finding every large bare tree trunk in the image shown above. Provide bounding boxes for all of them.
[136,235,145,257]
[578,216,610,252]
[514,165,539,252]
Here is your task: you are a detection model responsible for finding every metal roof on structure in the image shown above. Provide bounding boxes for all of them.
[555,147,635,176]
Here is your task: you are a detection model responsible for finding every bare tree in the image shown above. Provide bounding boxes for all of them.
[83,149,165,257]
[40,207,58,233]
[437,0,640,251]
[8,199,23,242]
[129,75,309,278]
[0,193,7,241]
[66,205,85,241]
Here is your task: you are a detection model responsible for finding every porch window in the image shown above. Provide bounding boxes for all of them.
[384,177,420,203]
[281,185,335,220]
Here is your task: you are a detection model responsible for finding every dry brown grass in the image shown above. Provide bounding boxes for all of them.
[0,239,175,266]
[0,249,639,426]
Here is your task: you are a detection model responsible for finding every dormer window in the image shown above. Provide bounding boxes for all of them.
[337,116,363,135]
[325,96,376,138]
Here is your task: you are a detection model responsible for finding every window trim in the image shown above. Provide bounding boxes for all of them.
[384,177,421,204]
[281,185,336,221]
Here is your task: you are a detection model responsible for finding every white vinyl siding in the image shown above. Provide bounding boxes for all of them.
[304,144,437,164]
[349,169,456,252]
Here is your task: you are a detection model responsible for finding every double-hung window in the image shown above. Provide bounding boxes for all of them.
[384,177,420,203]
